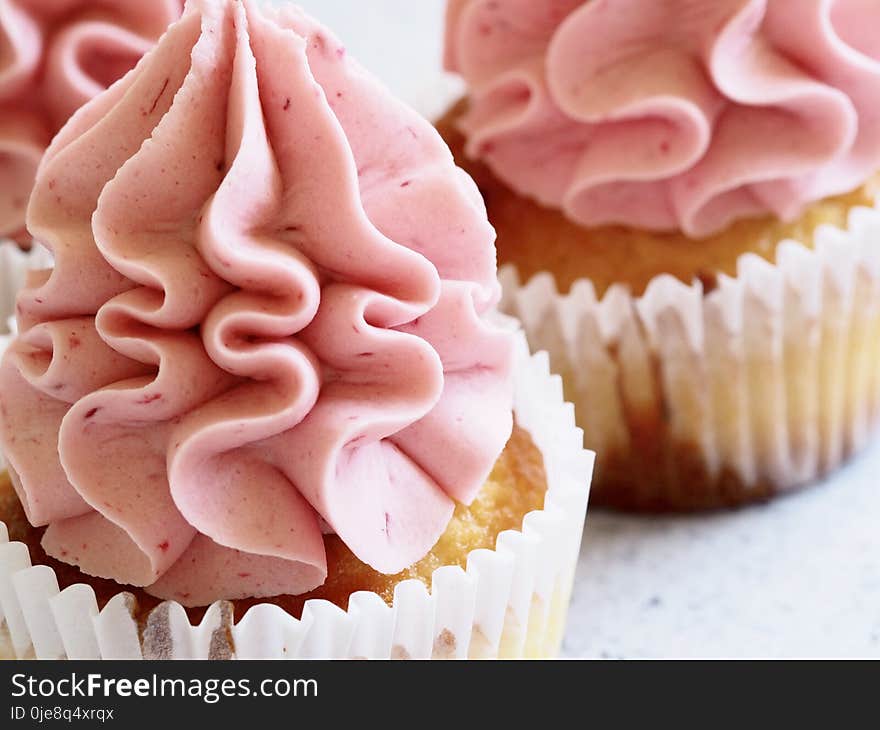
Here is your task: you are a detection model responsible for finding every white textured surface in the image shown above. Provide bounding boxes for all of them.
[564,442,880,658]
[294,0,880,659]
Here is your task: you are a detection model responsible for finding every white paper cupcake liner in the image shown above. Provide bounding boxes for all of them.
[500,199,880,508]
[0,325,593,659]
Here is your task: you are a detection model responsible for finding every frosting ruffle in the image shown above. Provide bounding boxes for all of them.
[0,0,514,606]
[446,0,880,237]
[0,0,182,242]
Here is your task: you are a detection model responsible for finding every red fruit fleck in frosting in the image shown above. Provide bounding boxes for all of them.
[0,0,514,607]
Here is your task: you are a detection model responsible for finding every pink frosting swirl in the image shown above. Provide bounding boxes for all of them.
[0,0,514,606]
[0,0,182,242]
[446,0,880,237]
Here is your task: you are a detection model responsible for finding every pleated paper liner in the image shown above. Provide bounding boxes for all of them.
[500,201,880,510]
[0,331,593,659]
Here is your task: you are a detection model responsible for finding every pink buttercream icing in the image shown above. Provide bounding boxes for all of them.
[446,0,880,237]
[0,0,514,606]
[0,0,182,242]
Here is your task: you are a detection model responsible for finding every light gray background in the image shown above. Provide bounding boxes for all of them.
[295,0,880,658]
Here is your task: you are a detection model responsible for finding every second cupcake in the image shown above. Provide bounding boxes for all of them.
[441,0,880,510]
[0,0,183,245]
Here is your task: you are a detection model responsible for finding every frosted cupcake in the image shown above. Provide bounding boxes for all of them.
[0,0,591,660]
[0,0,182,245]
[440,0,880,510]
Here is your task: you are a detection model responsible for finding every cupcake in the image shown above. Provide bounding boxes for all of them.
[0,0,183,246]
[440,0,880,510]
[0,0,592,660]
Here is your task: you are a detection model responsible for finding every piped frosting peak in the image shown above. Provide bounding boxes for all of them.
[0,0,513,606]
